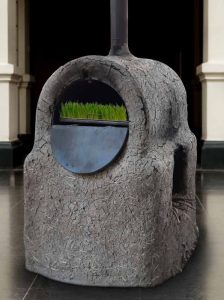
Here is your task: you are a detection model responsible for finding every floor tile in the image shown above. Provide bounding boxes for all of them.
[0,288,27,300]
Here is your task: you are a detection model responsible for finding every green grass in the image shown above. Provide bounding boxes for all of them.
[60,101,127,121]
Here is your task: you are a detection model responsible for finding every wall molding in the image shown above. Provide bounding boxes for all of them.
[201,140,224,169]
[0,134,33,168]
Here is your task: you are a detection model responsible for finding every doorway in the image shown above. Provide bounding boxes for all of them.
[29,0,203,158]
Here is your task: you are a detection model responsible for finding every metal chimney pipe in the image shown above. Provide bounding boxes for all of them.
[109,0,130,56]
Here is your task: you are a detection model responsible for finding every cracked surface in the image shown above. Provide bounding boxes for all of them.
[24,54,198,287]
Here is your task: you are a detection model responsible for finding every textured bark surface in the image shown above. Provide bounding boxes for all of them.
[24,55,198,287]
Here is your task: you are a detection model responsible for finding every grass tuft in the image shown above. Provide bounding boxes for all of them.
[60,101,127,121]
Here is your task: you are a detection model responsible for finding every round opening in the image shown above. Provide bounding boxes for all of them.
[51,79,129,174]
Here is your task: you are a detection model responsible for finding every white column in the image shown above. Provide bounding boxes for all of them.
[0,0,33,142]
[197,0,224,141]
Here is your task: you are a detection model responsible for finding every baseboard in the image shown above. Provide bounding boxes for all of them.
[201,141,224,169]
[0,134,33,168]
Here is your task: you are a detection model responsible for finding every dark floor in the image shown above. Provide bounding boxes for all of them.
[0,170,224,300]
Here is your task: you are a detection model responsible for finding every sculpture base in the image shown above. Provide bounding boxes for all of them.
[26,241,198,288]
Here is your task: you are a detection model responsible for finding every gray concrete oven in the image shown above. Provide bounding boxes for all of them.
[24,0,198,287]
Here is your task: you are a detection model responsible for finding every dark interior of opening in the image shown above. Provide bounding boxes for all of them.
[53,79,128,125]
[172,145,187,195]
[29,0,203,159]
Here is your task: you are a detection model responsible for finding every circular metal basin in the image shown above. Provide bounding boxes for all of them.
[51,124,128,174]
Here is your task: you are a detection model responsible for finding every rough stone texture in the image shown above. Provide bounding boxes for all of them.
[24,54,198,287]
